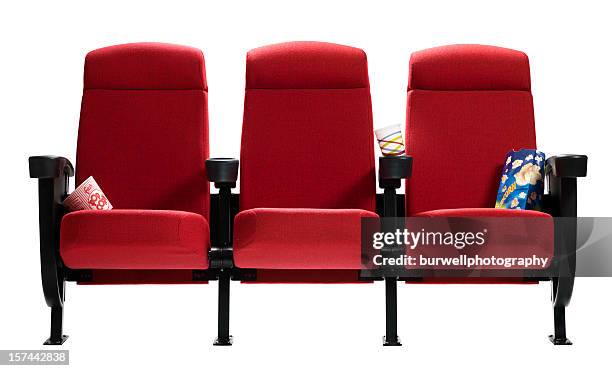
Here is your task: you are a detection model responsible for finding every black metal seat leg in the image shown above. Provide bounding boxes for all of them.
[214,271,232,346]
[549,305,572,345]
[383,277,401,346]
[44,305,68,345]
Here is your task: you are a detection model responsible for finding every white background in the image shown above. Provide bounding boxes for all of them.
[1,0,611,370]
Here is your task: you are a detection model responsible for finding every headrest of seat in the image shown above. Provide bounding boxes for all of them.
[246,41,369,89]
[84,42,206,90]
[408,44,531,91]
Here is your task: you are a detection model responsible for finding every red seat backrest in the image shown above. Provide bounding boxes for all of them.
[240,41,376,212]
[406,44,537,215]
[76,43,209,219]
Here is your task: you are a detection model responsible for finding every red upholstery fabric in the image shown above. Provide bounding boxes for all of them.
[415,208,549,218]
[233,208,378,269]
[76,43,209,217]
[61,210,209,269]
[240,41,376,212]
[84,42,206,90]
[406,210,552,275]
[408,44,530,91]
[77,90,209,215]
[246,41,368,89]
[406,45,537,215]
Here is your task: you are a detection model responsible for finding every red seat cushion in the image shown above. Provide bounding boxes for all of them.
[415,208,549,218]
[60,210,209,269]
[233,208,378,269]
[412,208,553,270]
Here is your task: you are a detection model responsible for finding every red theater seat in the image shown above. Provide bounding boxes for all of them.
[29,42,211,345]
[404,44,587,344]
[63,43,211,272]
[216,41,384,344]
[235,42,377,274]
[405,46,555,267]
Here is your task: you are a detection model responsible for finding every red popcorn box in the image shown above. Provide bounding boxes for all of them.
[63,176,113,211]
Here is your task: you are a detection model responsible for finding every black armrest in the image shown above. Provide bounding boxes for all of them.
[378,155,412,189]
[205,158,238,269]
[546,155,587,178]
[205,158,238,343]
[377,156,412,219]
[544,154,588,217]
[377,156,411,323]
[28,155,74,312]
[206,158,239,188]
[544,154,587,309]
[379,155,412,180]
[29,156,74,179]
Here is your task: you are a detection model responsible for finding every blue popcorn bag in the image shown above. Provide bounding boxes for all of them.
[495,149,545,211]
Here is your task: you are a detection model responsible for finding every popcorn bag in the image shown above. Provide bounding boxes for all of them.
[63,176,113,211]
[495,149,545,211]
[375,124,405,156]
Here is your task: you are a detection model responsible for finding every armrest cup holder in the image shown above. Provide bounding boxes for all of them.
[206,158,239,186]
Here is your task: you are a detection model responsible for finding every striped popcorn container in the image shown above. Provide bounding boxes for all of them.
[63,176,113,211]
[375,124,405,156]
